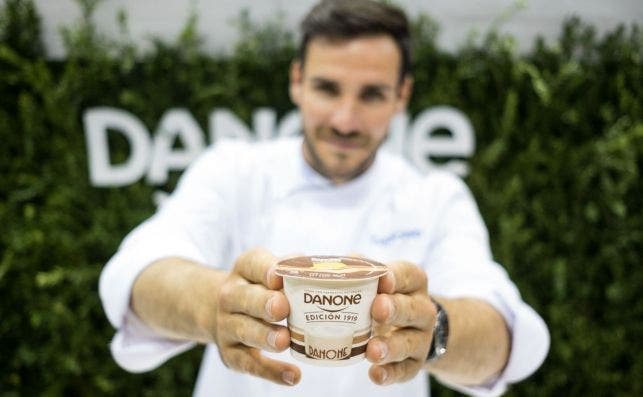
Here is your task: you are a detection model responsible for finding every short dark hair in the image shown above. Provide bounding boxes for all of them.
[298,0,412,82]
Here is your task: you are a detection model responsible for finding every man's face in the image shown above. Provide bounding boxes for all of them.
[290,35,412,184]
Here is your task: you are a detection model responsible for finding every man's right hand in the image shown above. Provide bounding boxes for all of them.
[215,248,301,386]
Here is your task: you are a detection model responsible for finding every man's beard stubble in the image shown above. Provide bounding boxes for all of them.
[302,126,388,183]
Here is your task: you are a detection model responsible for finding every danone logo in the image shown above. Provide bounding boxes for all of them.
[83,106,475,205]
[304,292,362,312]
[307,345,350,360]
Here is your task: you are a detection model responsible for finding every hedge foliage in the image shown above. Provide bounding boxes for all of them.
[1,0,641,395]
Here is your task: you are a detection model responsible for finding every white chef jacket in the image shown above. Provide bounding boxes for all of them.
[99,137,550,397]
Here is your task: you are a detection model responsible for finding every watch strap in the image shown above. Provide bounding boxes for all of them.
[427,298,449,362]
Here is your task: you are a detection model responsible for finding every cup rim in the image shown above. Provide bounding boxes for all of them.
[275,255,388,281]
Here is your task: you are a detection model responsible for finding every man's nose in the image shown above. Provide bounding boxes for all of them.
[329,97,361,135]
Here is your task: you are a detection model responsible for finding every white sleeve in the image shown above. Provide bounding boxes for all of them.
[423,173,550,396]
[98,142,240,373]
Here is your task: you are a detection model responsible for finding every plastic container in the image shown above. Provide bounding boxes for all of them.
[276,255,388,366]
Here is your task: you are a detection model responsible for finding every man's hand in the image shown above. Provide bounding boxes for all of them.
[366,261,436,385]
[215,248,301,386]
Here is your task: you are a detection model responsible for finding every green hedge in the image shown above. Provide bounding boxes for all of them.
[1,0,641,395]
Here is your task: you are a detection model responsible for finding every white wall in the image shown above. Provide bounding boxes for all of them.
[16,0,643,58]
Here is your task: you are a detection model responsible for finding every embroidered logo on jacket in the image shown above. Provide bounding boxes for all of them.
[371,229,422,246]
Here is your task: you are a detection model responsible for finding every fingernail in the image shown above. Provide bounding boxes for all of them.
[380,368,388,384]
[386,298,395,323]
[267,330,278,349]
[266,266,276,286]
[378,342,388,361]
[265,296,276,319]
[282,370,295,385]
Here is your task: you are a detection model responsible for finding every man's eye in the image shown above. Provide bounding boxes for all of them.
[314,83,339,96]
[361,90,385,102]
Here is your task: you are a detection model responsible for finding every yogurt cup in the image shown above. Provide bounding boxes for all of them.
[275,255,388,366]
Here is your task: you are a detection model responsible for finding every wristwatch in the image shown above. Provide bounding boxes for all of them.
[426,298,449,362]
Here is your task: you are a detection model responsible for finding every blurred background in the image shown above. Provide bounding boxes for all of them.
[30,0,643,56]
[1,0,641,396]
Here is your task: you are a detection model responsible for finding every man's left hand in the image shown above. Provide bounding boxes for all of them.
[366,260,436,385]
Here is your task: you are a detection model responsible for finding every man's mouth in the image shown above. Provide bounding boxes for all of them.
[319,129,366,150]
[324,137,362,150]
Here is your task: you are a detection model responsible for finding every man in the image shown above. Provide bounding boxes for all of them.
[99,1,549,396]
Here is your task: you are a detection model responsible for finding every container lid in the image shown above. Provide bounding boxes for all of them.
[275,255,388,281]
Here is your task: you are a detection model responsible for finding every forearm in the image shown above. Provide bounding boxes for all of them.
[426,297,511,385]
[131,257,228,344]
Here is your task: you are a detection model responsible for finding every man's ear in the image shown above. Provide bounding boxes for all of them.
[289,60,303,106]
[395,75,414,113]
